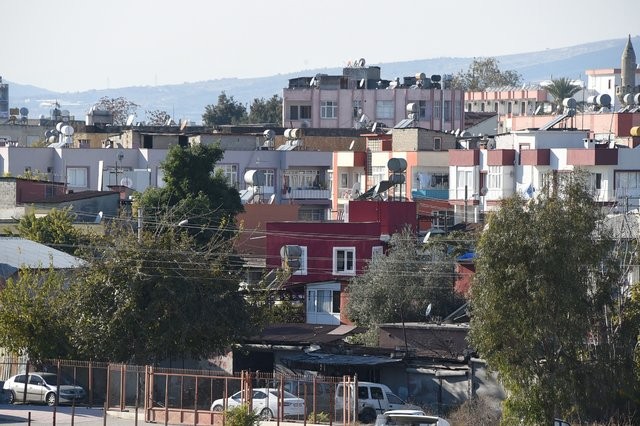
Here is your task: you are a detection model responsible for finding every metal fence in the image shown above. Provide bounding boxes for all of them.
[1,357,357,426]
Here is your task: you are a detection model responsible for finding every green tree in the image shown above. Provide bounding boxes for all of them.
[94,96,139,126]
[346,228,461,340]
[469,171,638,424]
[545,77,582,113]
[202,92,248,126]
[138,144,243,244]
[69,222,253,364]
[145,109,172,126]
[248,94,282,125]
[451,57,522,91]
[18,208,82,255]
[0,267,74,361]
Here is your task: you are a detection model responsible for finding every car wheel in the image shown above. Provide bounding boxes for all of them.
[359,407,376,424]
[211,405,223,412]
[7,390,16,404]
[259,408,274,420]
[46,392,57,406]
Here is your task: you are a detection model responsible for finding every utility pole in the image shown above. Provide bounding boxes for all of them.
[464,185,468,223]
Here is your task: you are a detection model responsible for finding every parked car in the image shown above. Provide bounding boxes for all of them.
[210,388,305,419]
[375,409,450,426]
[335,382,420,423]
[3,372,86,406]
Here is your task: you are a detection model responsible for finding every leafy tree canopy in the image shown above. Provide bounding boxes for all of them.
[69,223,253,364]
[451,57,522,91]
[18,208,83,255]
[469,171,638,424]
[346,227,462,336]
[0,267,74,361]
[248,95,282,125]
[94,96,139,126]
[145,109,172,126]
[202,92,248,127]
[545,77,582,113]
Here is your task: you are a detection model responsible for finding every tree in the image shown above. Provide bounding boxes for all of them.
[138,144,243,244]
[18,208,83,255]
[248,95,282,125]
[450,57,522,91]
[0,267,74,361]
[69,223,253,364]
[346,228,461,338]
[469,171,638,424]
[94,96,139,126]
[145,109,171,126]
[545,77,581,113]
[202,92,248,127]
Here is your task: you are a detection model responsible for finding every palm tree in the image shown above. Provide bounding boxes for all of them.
[545,77,581,114]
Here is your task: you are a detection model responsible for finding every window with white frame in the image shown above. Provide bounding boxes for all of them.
[321,101,337,119]
[67,167,88,188]
[376,100,394,119]
[258,169,274,187]
[456,169,473,189]
[487,166,502,189]
[307,288,340,314]
[215,164,238,188]
[293,246,308,275]
[333,247,356,275]
[284,169,321,189]
[372,166,386,186]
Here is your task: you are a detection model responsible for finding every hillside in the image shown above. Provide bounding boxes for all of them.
[5,36,637,125]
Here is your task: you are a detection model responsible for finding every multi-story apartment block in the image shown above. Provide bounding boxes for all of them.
[283,60,465,132]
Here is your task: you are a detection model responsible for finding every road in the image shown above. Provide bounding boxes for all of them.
[0,404,143,426]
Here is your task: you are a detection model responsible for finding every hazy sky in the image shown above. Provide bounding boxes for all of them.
[2,0,638,93]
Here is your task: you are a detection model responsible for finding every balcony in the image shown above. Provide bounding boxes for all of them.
[282,187,331,200]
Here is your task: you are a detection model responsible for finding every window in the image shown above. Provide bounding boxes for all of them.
[289,105,299,120]
[67,167,88,188]
[443,100,451,122]
[487,166,502,189]
[307,288,340,313]
[591,173,602,190]
[259,169,274,187]
[467,103,472,111]
[333,247,356,275]
[457,169,473,189]
[376,100,394,119]
[434,137,442,151]
[293,246,308,275]
[215,164,238,188]
[372,166,386,186]
[434,100,441,119]
[370,387,384,400]
[321,101,337,119]
[340,172,348,189]
[353,100,362,118]
[507,102,512,114]
[284,169,322,189]
[419,100,429,119]
[289,105,311,120]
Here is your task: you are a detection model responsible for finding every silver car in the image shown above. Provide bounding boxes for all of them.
[3,372,86,406]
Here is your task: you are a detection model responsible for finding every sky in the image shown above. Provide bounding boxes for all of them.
[2,0,639,93]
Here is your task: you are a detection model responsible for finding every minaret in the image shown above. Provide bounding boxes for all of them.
[618,35,637,105]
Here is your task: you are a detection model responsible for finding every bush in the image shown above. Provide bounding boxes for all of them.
[224,405,261,426]
[447,397,500,426]
[307,411,330,423]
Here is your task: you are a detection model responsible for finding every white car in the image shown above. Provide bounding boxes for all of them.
[375,409,450,426]
[3,372,86,406]
[210,388,305,419]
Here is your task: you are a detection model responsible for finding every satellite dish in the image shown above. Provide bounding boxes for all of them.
[126,114,136,126]
[55,122,64,132]
[19,107,29,116]
[60,125,74,136]
[425,303,432,318]
[120,177,134,188]
[349,140,355,150]
[480,186,488,196]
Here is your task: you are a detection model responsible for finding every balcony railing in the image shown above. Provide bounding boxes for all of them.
[282,188,331,199]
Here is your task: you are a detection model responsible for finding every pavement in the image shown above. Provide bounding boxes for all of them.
[0,404,144,425]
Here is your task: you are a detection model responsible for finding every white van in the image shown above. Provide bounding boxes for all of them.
[335,382,420,423]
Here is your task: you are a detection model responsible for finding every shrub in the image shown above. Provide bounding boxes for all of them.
[224,404,261,426]
[307,411,330,423]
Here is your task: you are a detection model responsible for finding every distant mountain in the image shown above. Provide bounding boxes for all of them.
[6,36,637,125]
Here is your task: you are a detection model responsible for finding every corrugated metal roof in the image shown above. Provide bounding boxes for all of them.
[0,237,84,278]
[283,352,402,367]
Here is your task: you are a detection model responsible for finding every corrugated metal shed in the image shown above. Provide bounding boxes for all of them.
[0,237,84,279]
